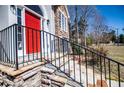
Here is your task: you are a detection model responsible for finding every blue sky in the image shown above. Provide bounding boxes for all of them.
[68,5,124,35]
[96,5,124,34]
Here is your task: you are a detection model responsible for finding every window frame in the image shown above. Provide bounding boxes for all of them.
[17,8,23,50]
[59,10,67,32]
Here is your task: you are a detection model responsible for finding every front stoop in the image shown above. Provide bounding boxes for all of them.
[0,62,45,87]
[0,62,45,77]
[0,63,82,87]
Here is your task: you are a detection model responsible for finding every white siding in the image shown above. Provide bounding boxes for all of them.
[8,6,17,26]
[0,5,9,30]
[0,5,56,64]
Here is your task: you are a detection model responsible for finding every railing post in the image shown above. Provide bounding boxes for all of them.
[92,52,95,87]
[58,37,60,68]
[118,63,121,87]
[0,32,1,61]
[40,31,42,62]
[108,60,111,87]
[79,46,82,84]
[15,24,18,70]
[67,41,70,77]
[62,38,65,72]
[100,55,103,87]
[54,36,56,66]
[50,34,52,63]
[85,49,88,87]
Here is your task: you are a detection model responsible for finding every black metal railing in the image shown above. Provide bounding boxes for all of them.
[0,25,17,68]
[0,24,124,87]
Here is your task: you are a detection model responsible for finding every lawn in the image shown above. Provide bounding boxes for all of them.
[91,44,124,63]
[91,45,124,81]
[106,45,124,63]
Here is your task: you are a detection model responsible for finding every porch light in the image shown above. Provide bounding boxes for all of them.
[10,5,16,15]
[47,19,50,25]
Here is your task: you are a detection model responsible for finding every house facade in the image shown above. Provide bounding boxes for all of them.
[52,5,70,39]
[52,5,70,52]
[0,5,70,67]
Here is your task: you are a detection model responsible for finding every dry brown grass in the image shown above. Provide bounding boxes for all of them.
[106,45,124,63]
[91,44,124,63]
[91,44,124,81]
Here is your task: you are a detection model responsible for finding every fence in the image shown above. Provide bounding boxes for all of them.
[0,24,124,87]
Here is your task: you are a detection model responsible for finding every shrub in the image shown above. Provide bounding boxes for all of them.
[95,46,108,56]
[71,43,83,55]
[88,46,109,67]
[86,36,93,46]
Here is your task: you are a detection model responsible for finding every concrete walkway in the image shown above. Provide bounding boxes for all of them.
[51,55,124,87]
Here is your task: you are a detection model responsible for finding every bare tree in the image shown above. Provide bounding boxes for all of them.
[92,13,108,45]
[79,5,97,46]
[68,5,98,46]
[78,16,86,45]
[68,5,79,43]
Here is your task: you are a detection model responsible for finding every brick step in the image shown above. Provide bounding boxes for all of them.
[88,80,108,87]
[96,80,108,87]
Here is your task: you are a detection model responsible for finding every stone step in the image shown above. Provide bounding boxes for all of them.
[41,83,50,87]
[51,80,64,87]
[44,63,57,71]
[64,84,73,87]
[41,63,83,87]
[21,68,41,80]
[41,78,51,85]
[51,84,60,87]
[41,67,55,74]
[46,74,67,85]
[66,79,83,87]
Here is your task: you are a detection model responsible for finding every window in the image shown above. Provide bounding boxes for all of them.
[17,8,22,50]
[10,5,16,15]
[59,11,67,31]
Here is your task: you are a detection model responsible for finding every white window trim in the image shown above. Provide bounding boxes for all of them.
[58,7,67,19]
[59,10,67,32]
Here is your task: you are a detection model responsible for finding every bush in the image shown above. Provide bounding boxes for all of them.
[95,46,108,56]
[89,46,109,67]
[119,34,124,43]
[86,37,93,46]
[71,43,83,55]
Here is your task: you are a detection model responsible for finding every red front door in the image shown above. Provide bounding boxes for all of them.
[25,10,41,54]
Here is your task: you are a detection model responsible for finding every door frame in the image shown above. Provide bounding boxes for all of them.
[17,6,46,57]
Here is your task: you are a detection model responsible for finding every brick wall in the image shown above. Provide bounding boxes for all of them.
[53,5,69,39]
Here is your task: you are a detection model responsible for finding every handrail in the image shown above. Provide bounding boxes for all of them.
[15,24,124,66]
[0,24,123,87]
[0,24,123,66]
